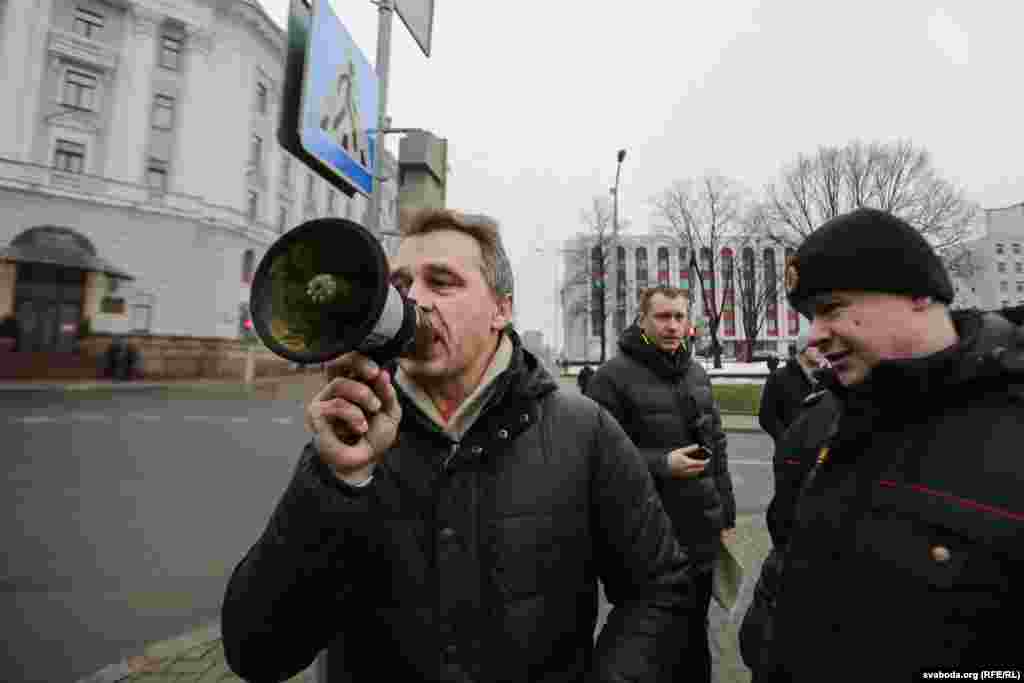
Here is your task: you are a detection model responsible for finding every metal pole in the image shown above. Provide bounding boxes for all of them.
[369,0,394,235]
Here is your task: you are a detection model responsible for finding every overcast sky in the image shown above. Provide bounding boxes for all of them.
[261,0,1023,350]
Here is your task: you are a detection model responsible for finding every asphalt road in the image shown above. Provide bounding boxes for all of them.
[0,387,771,683]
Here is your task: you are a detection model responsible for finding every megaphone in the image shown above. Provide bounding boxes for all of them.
[249,217,434,366]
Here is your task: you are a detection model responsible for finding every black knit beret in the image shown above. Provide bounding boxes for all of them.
[785,208,954,315]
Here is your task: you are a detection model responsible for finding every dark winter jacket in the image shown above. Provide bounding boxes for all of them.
[221,332,694,683]
[755,309,1024,680]
[586,325,736,573]
[757,358,816,445]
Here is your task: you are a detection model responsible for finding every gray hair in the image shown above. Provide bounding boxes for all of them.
[401,208,514,301]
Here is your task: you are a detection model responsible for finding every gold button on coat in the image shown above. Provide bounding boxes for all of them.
[930,545,952,563]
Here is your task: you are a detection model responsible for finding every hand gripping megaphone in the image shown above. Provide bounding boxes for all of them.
[248,217,434,366]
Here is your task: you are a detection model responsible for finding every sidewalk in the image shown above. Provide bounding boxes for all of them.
[76,623,315,683]
[78,513,768,683]
[41,374,760,682]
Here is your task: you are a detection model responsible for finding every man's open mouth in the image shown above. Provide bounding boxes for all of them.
[826,351,850,366]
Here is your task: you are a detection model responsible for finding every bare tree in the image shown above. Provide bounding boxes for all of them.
[650,174,747,369]
[563,196,624,363]
[729,207,787,361]
[761,139,982,278]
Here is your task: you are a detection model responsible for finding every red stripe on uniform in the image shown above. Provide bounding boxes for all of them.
[784,459,801,465]
[878,480,1024,522]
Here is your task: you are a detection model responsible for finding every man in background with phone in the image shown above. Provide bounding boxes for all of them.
[587,285,736,683]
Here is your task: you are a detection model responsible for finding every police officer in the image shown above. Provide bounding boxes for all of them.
[750,207,1024,680]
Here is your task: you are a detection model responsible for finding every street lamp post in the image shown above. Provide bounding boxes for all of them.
[602,148,626,364]
[534,244,561,371]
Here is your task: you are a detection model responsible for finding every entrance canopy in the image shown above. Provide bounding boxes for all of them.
[0,226,135,280]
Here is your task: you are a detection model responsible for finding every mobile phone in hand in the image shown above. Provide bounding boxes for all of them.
[693,445,713,460]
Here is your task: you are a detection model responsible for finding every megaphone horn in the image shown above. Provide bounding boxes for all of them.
[249,217,434,365]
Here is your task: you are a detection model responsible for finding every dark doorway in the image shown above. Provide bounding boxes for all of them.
[14,264,85,352]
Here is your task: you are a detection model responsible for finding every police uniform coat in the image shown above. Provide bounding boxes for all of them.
[761,309,1024,679]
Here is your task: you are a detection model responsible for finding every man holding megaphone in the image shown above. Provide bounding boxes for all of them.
[222,208,697,682]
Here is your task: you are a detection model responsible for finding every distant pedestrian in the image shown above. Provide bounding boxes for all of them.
[758,329,824,447]
[587,285,735,683]
[576,363,594,393]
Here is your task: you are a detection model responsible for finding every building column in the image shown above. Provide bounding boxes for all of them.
[2,0,55,161]
[103,4,161,184]
[0,262,16,318]
[172,25,214,198]
[82,271,104,322]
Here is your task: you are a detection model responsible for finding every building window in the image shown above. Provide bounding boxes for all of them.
[1014,244,1022,255]
[63,70,98,110]
[278,206,289,233]
[256,82,268,115]
[306,173,315,201]
[635,248,648,301]
[327,190,337,215]
[279,154,291,188]
[1017,263,1023,274]
[101,296,126,314]
[160,27,184,70]
[1018,283,1024,294]
[247,191,259,222]
[53,139,85,173]
[998,262,1007,274]
[996,243,1005,255]
[250,135,263,168]
[241,249,255,284]
[152,94,175,129]
[131,304,152,332]
[656,247,670,285]
[1000,281,1009,292]
[721,248,735,337]
[678,247,690,292]
[1002,300,1010,307]
[73,6,103,38]
[146,159,168,191]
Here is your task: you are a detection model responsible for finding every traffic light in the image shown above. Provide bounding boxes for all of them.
[239,303,258,342]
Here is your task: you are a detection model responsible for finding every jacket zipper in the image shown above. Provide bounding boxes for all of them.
[442,441,459,472]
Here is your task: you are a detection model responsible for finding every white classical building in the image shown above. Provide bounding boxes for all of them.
[0,0,397,351]
[956,203,1024,311]
[561,233,807,363]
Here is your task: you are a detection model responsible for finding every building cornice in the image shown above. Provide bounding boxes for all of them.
[228,0,285,58]
[0,157,277,247]
[48,27,119,72]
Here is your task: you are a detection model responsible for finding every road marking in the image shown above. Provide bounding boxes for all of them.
[71,413,113,423]
[230,417,249,423]
[730,458,772,467]
[128,414,161,422]
[183,415,217,422]
[15,416,57,424]
[272,417,294,425]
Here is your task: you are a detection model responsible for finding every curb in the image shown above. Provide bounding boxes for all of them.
[75,623,223,683]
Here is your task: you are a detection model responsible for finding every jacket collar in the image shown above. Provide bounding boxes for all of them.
[618,324,692,380]
[396,327,559,441]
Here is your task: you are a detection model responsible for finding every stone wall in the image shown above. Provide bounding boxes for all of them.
[79,334,302,380]
[0,334,307,381]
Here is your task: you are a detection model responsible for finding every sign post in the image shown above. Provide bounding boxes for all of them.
[278,0,379,198]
